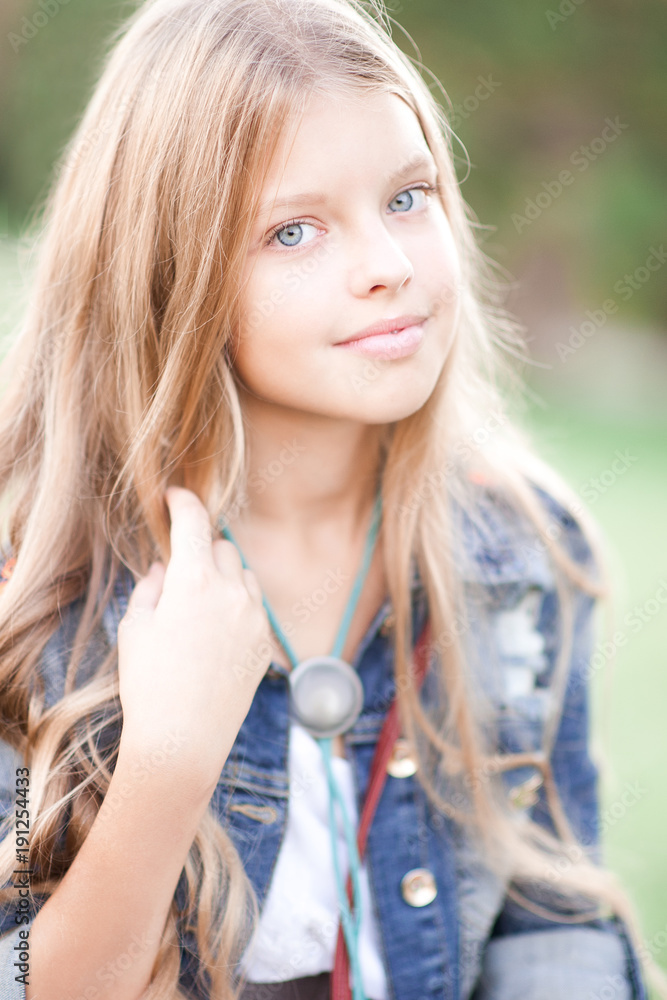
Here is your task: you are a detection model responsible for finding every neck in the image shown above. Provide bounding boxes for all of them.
[231,387,385,538]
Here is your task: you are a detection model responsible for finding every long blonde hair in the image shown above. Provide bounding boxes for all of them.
[0,0,663,997]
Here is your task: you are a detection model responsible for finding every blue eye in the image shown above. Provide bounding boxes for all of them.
[263,182,437,251]
[388,184,434,213]
[266,220,319,249]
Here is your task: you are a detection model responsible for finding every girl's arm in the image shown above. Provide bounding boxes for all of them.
[25,734,219,1000]
[0,485,273,998]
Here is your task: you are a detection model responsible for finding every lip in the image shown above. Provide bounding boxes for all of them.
[336,314,428,345]
[334,315,427,360]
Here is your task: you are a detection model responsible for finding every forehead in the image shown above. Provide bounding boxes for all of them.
[255,90,435,212]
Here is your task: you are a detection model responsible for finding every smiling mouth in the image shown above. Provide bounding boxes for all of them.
[333,321,426,359]
[336,314,428,345]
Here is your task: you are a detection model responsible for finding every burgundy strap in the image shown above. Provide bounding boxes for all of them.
[330,619,432,1000]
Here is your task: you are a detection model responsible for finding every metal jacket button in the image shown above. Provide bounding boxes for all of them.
[400,868,437,907]
[386,737,418,777]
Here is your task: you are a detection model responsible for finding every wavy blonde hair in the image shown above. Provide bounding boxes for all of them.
[0,0,664,997]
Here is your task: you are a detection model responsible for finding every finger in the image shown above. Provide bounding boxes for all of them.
[121,562,165,626]
[164,485,216,568]
[242,566,263,600]
[211,536,246,578]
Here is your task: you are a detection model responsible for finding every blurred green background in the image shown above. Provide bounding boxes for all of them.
[0,0,666,988]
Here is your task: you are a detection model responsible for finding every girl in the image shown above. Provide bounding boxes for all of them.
[0,1,662,998]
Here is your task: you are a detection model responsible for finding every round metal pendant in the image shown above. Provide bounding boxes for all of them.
[288,655,364,739]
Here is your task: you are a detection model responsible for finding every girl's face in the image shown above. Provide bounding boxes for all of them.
[233,89,462,424]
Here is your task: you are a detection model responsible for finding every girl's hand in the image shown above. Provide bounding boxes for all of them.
[116,485,273,788]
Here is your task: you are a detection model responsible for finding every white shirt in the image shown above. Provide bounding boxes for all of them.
[239,721,388,999]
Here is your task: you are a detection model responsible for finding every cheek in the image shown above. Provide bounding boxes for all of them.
[424,219,462,322]
[232,263,332,390]
[241,256,334,347]
[238,275,289,347]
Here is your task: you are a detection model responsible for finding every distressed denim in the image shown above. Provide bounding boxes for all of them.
[0,484,649,999]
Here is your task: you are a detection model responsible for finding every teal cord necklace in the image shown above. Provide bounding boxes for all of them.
[219,492,383,1000]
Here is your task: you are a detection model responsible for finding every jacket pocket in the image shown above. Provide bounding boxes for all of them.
[215,758,289,827]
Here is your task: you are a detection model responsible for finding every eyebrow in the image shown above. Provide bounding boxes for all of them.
[256,152,437,219]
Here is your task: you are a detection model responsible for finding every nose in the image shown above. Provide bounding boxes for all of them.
[347,217,414,296]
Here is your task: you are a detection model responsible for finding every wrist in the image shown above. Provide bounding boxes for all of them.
[116,726,221,806]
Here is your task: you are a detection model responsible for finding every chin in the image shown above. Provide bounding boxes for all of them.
[353,362,443,417]
[345,384,437,424]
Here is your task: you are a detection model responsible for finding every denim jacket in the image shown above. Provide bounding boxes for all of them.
[0,483,649,1000]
